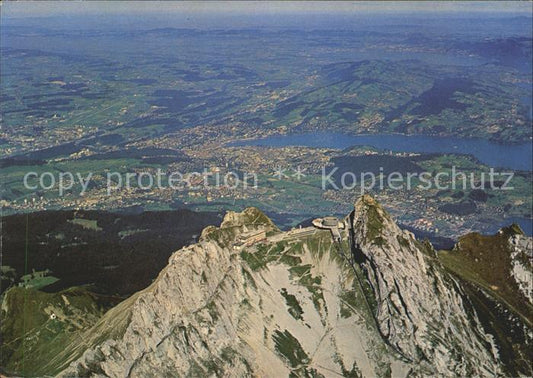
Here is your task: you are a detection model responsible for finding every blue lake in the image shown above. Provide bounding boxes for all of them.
[230,133,532,171]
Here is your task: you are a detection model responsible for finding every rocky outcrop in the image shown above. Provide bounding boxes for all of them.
[58,205,404,377]
[509,233,533,304]
[53,197,517,377]
[350,195,501,376]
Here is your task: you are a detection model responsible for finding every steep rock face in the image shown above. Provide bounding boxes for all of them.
[436,223,532,376]
[350,195,501,376]
[58,206,406,377]
[55,198,509,377]
[509,233,533,304]
[58,208,274,377]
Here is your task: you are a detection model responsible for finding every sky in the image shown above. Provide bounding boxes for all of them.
[3,1,533,18]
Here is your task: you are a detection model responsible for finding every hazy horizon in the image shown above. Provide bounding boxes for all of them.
[3,1,533,18]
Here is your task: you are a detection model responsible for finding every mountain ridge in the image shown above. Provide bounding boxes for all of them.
[2,196,531,377]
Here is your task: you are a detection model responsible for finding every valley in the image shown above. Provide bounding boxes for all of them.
[1,5,532,377]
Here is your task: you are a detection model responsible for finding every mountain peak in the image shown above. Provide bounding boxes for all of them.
[349,196,501,375]
[200,207,278,246]
[352,194,402,248]
[220,207,277,229]
[15,196,526,376]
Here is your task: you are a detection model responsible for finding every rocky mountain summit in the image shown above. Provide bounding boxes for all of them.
[350,197,501,376]
[3,196,531,377]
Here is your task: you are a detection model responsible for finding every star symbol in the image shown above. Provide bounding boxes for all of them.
[273,166,289,180]
[292,166,306,180]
